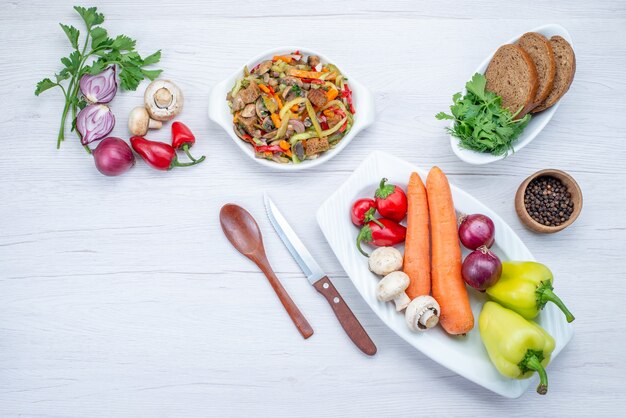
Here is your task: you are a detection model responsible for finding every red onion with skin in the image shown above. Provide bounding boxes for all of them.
[462,246,502,291]
[76,104,115,145]
[458,213,495,250]
[80,66,118,104]
[92,137,135,176]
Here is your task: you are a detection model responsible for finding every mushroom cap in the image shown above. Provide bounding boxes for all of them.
[368,247,403,276]
[376,271,410,302]
[405,295,441,332]
[144,79,184,121]
[128,106,150,136]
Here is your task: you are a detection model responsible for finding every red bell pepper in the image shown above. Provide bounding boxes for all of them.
[301,78,325,85]
[374,178,408,222]
[356,218,406,257]
[171,122,206,164]
[130,136,203,171]
[351,198,384,227]
[342,83,355,114]
[254,145,283,153]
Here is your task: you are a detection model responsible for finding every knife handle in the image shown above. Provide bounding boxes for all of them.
[313,277,377,356]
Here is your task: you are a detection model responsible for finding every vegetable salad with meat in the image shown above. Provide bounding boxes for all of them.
[226,52,355,164]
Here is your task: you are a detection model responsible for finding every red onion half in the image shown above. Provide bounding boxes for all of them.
[462,246,502,291]
[92,137,135,176]
[76,104,115,145]
[80,66,118,104]
[458,213,495,250]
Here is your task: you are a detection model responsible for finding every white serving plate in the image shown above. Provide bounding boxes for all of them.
[316,151,574,398]
[450,24,574,165]
[208,47,375,171]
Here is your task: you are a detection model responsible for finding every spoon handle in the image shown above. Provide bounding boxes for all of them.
[252,253,314,339]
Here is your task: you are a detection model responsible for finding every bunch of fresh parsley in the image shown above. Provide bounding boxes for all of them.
[35,6,163,150]
[436,73,531,156]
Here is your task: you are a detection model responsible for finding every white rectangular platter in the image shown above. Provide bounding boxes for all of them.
[316,151,574,398]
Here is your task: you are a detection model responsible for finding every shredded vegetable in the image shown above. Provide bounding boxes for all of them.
[226,51,355,164]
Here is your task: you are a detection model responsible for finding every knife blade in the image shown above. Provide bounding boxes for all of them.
[264,194,377,356]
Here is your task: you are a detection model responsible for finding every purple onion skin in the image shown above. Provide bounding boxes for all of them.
[459,214,495,250]
[80,66,118,104]
[76,104,115,145]
[93,137,135,176]
[462,246,502,291]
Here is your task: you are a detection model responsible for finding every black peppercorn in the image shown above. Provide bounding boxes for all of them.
[524,176,574,227]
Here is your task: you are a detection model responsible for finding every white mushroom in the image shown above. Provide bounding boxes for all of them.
[127,106,162,136]
[368,247,403,276]
[405,296,441,332]
[144,79,184,121]
[376,271,411,311]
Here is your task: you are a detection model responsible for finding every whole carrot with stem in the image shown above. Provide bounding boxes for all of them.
[427,166,474,335]
[404,172,431,299]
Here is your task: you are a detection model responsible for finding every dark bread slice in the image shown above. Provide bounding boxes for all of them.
[532,36,576,113]
[517,32,556,108]
[485,44,538,119]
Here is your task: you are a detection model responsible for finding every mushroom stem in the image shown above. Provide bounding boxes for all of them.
[419,308,439,329]
[393,292,411,311]
[148,119,163,130]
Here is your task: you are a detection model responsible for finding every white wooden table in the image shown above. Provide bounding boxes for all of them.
[2,1,625,416]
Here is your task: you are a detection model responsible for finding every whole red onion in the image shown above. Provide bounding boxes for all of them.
[93,137,135,176]
[80,66,118,104]
[458,213,495,250]
[76,104,115,145]
[462,246,502,291]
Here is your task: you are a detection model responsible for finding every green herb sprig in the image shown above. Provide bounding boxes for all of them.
[35,6,163,151]
[436,73,531,156]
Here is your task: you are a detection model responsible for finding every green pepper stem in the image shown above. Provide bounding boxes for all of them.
[183,144,206,164]
[524,354,549,395]
[172,156,204,168]
[356,226,372,257]
[539,286,575,323]
[364,207,384,229]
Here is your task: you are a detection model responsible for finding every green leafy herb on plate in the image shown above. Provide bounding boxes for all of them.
[436,73,531,156]
[35,6,163,151]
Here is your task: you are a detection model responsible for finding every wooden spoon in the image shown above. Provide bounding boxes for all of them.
[220,204,314,339]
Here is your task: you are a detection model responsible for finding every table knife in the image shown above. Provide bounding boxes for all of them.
[264,194,377,356]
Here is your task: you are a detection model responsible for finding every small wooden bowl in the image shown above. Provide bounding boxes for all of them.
[515,169,583,233]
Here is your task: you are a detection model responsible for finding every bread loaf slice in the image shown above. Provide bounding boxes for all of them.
[532,36,576,113]
[485,44,538,119]
[517,32,556,108]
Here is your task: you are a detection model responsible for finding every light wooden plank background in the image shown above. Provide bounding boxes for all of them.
[1,0,625,416]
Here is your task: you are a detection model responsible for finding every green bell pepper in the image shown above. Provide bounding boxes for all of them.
[479,301,555,395]
[486,261,575,323]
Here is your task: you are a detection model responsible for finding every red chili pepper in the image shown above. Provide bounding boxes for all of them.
[268,85,276,95]
[339,122,347,133]
[374,178,408,222]
[356,218,406,257]
[171,122,206,164]
[130,136,203,171]
[343,83,355,114]
[254,145,283,153]
[351,198,384,227]
[301,78,325,85]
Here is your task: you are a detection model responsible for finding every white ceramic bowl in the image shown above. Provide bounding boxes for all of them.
[450,24,574,165]
[208,47,375,170]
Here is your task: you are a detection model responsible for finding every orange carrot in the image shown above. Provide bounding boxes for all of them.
[326,88,339,101]
[271,113,281,129]
[258,84,271,94]
[286,68,323,79]
[404,172,431,299]
[426,166,474,335]
[273,55,293,64]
